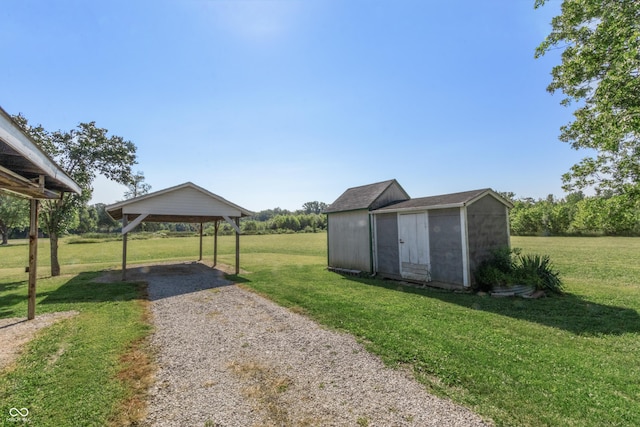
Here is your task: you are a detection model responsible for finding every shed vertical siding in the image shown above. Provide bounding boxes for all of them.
[327,210,372,272]
[428,208,464,285]
[466,195,510,275]
[375,212,400,278]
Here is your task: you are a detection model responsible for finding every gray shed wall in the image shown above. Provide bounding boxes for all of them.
[371,183,410,210]
[466,195,510,275]
[428,208,464,285]
[375,213,400,277]
[327,210,372,272]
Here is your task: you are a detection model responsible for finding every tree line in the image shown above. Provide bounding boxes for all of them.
[0,197,329,240]
[5,189,640,241]
[506,191,640,236]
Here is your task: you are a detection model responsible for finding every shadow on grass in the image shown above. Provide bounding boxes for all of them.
[224,273,252,284]
[40,272,144,305]
[1,273,145,318]
[339,274,640,336]
[0,281,27,292]
[0,293,29,317]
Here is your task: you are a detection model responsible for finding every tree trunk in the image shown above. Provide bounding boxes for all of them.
[0,221,7,245]
[50,231,61,276]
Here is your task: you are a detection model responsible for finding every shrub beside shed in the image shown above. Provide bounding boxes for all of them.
[325,180,513,289]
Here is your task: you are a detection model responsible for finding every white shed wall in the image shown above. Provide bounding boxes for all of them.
[328,210,372,272]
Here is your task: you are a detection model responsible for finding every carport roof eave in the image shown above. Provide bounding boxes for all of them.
[0,106,81,197]
[105,182,254,222]
[107,212,249,223]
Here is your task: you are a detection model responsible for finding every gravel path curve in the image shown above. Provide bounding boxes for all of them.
[139,262,490,427]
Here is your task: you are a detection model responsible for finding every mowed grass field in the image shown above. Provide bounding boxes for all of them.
[1,234,639,426]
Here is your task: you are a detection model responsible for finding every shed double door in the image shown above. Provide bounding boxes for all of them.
[398,213,431,282]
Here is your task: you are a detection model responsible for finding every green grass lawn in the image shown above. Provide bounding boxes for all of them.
[1,233,639,426]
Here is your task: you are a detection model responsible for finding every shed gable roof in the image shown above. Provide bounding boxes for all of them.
[324,179,410,213]
[106,182,253,222]
[373,188,513,213]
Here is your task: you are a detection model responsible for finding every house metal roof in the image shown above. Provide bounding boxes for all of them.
[324,179,409,213]
[0,106,81,198]
[373,188,513,213]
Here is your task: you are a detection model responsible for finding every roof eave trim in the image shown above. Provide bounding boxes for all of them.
[372,202,465,214]
[0,106,81,195]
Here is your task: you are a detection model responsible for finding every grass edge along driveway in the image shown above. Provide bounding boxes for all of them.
[0,271,152,427]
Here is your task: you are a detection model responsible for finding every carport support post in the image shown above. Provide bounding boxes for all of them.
[122,215,128,281]
[213,220,219,267]
[199,222,203,261]
[27,199,40,320]
[235,217,240,275]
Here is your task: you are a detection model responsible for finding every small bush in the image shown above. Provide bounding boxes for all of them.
[473,247,563,294]
[474,247,517,291]
[516,253,564,294]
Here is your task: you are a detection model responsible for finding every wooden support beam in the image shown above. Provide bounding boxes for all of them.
[235,217,240,275]
[121,213,148,234]
[27,199,40,320]
[199,222,203,261]
[223,215,241,233]
[213,220,219,267]
[122,215,128,281]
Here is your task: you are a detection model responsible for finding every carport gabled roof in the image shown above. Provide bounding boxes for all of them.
[106,182,254,223]
[324,179,410,213]
[373,188,513,213]
[0,106,81,198]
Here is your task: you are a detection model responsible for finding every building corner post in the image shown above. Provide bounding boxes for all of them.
[27,199,40,320]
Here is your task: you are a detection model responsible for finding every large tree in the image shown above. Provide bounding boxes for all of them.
[0,193,29,245]
[14,115,137,276]
[535,0,640,196]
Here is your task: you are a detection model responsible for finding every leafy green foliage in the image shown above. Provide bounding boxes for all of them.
[516,253,564,294]
[535,0,640,196]
[474,247,516,291]
[0,194,29,244]
[124,170,152,199]
[509,191,640,236]
[12,114,137,275]
[474,247,563,294]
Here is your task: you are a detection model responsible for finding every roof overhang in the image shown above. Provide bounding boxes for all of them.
[106,182,254,223]
[0,106,81,198]
[371,189,513,215]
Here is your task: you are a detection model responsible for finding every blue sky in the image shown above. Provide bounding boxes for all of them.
[1,0,580,211]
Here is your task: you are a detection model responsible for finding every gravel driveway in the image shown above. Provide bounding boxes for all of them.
[138,262,490,427]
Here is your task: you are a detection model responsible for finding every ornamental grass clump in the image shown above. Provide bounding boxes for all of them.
[474,247,563,294]
[515,253,564,294]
